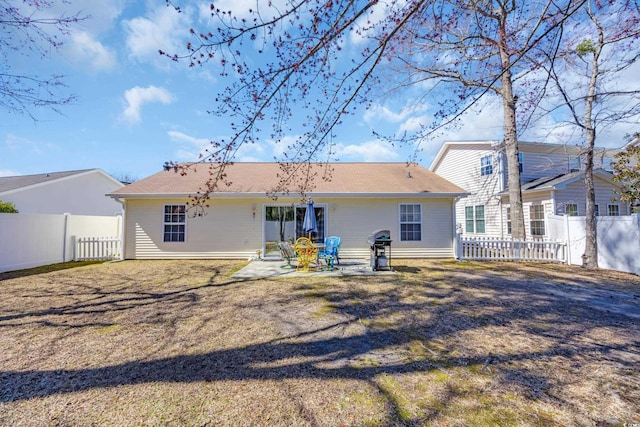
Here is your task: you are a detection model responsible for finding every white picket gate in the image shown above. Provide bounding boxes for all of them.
[74,237,121,261]
[457,236,567,263]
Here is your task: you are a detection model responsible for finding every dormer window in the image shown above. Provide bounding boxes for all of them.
[480,155,493,176]
[569,156,582,172]
[602,157,614,173]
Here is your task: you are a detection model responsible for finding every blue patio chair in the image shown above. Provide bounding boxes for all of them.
[319,236,341,268]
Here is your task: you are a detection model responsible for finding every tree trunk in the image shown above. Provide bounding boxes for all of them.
[582,9,603,269]
[498,22,526,240]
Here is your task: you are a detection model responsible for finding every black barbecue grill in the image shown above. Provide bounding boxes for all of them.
[368,229,392,271]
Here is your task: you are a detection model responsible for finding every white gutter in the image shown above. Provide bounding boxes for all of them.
[108,191,470,199]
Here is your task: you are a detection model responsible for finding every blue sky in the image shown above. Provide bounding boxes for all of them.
[1,0,637,181]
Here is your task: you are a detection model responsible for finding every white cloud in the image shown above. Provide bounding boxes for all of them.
[198,0,292,21]
[168,130,267,162]
[364,101,431,125]
[67,31,116,71]
[123,6,191,68]
[122,86,174,124]
[349,0,409,46]
[4,134,55,155]
[335,139,399,162]
[168,130,210,150]
[0,168,19,177]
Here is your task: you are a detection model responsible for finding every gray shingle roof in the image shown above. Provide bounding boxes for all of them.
[0,169,95,193]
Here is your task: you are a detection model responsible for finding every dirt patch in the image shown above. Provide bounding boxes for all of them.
[0,259,638,426]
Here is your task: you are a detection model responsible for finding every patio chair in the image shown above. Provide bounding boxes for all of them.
[318,236,341,268]
[293,236,318,272]
[278,241,296,269]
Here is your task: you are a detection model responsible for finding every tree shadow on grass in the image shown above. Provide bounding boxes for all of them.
[1,261,638,425]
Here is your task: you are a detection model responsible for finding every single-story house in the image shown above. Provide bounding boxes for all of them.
[108,162,468,260]
[0,169,125,215]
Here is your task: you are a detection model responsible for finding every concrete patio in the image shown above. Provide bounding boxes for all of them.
[231,258,397,278]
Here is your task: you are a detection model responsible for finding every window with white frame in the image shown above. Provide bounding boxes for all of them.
[506,206,512,234]
[565,203,578,216]
[602,157,614,173]
[163,204,186,242]
[400,204,422,241]
[608,204,620,216]
[594,204,599,216]
[569,156,582,172]
[480,155,493,176]
[530,204,545,236]
[518,152,523,173]
[465,205,485,233]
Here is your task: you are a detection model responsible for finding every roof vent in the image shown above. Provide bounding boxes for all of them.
[407,171,412,178]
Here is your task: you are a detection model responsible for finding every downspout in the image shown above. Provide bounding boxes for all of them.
[114,197,126,260]
[452,196,461,259]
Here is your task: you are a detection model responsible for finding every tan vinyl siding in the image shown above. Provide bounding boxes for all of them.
[301,197,456,258]
[124,196,457,259]
[432,145,499,194]
[520,150,573,181]
[125,198,263,259]
[553,178,629,216]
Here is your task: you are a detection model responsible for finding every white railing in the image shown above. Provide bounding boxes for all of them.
[74,237,121,261]
[457,236,567,263]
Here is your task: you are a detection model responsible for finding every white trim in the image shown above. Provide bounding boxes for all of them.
[110,191,469,199]
[162,204,187,243]
[398,202,423,242]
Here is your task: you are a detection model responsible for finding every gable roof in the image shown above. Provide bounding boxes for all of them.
[109,162,467,198]
[0,169,124,195]
[498,169,618,195]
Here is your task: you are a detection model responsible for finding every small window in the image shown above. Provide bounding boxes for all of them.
[569,156,582,173]
[163,204,186,242]
[607,204,620,216]
[518,152,523,173]
[475,205,485,233]
[480,155,493,176]
[565,204,578,216]
[465,205,485,233]
[506,207,512,235]
[530,205,545,236]
[602,157,614,172]
[594,205,599,216]
[465,206,475,233]
[400,204,421,241]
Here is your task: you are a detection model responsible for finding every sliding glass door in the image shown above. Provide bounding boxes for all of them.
[263,204,326,257]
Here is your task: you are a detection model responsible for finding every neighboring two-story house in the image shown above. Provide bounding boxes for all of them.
[430,140,629,239]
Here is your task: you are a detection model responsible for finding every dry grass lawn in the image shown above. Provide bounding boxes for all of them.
[0,259,638,426]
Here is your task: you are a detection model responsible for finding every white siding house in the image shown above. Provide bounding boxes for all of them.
[0,169,124,216]
[430,141,627,238]
[109,163,468,260]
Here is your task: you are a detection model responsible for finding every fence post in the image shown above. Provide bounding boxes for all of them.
[72,235,77,261]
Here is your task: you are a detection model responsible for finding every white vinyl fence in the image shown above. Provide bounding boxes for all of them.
[547,213,640,275]
[0,213,121,273]
[457,236,567,263]
[74,237,121,261]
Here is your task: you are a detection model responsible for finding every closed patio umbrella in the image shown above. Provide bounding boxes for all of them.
[303,198,317,239]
